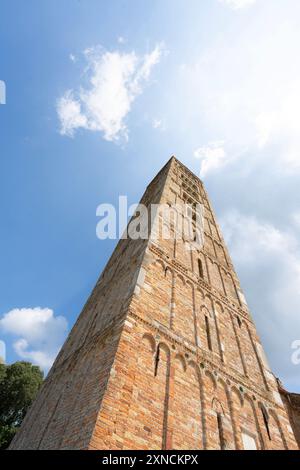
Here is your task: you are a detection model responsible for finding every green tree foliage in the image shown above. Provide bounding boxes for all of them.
[0,361,43,449]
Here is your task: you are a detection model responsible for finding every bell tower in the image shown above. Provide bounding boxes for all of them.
[10,157,299,450]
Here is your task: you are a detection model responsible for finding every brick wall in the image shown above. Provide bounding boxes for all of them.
[10,156,299,450]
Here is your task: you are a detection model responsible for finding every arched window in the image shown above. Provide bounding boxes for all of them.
[198,259,203,278]
[154,344,160,377]
[205,315,212,351]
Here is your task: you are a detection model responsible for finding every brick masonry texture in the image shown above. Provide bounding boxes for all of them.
[280,386,300,448]
[10,157,299,450]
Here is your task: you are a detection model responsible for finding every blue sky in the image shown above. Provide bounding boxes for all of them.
[0,0,300,391]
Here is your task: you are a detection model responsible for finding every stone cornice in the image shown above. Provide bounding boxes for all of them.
[127,309,281,411]
[148,242,251,324]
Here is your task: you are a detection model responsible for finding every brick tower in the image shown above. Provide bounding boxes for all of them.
[10,157,299,450]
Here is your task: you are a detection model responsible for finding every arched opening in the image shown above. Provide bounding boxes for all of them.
[217,412,226,450]
[198,259,204,278]
[205,315,212,351]
[260,404,271,440]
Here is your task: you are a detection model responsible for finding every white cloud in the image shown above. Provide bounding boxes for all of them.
[117,36,126,44]
[0,340,5,363]
[221,212,298,263]
[152,118,162,129]
[176,13,300,175]
[218,0,257,9]
[0,307,68,371]
[57,44,164,142]
[57,91,88,137]
[221,211,300,387]
[194,141,229,177]
[13,339,55,370]
[69,53,76,63]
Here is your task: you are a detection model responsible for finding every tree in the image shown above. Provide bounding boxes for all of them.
[0,361,44,449]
